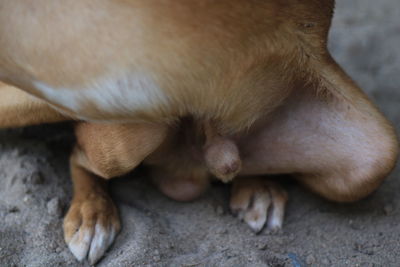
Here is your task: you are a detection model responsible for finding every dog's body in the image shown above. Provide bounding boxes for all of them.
[0,0,334,133]
[0,0,398,265]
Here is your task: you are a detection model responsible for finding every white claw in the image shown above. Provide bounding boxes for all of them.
[267,205,284,231]
[267,190,287,231]
[244,192,271,232]
[89,224,110,265]
[68,230,92,261]
[107,227,117,248]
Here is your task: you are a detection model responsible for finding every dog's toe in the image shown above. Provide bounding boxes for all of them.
[88,223,118,265]
[230,177,288,233]
[67,226,93,261]
[243,192,271,232]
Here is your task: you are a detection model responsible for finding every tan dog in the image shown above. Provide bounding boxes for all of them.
[0,1,340,133]
[0,83,288,263]
[0,0,399,264]
[1,72,398,264]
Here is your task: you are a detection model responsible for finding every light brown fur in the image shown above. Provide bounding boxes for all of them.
[0,81,69,127]
[0,0,334,133]
[0,0,398,264]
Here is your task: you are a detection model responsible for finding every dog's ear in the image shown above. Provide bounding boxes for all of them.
[0,81,71,128]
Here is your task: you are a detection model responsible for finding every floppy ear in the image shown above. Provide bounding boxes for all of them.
[0,81,71,128]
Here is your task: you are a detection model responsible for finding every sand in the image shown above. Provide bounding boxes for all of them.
[1,0,399,266]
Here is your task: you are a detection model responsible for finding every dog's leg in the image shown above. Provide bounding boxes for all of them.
[239,60,398,203]
[232,60,398,232]
[64,150,120,265]
[292,61,399,202]
[0,81,69,128]
[73,122,168,179]
[203,121,242,183]
[64,122,168,264]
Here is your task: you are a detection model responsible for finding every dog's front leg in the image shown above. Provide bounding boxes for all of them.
[64,122,168,264]
[63,149,120,265]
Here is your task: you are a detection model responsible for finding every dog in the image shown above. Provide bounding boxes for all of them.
[0,83,289,264]
[1,71,398,264]
[0,0,398,264]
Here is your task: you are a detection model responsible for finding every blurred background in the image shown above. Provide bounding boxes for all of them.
[0,0,399,266]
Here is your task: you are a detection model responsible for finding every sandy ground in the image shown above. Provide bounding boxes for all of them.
[1,1,400,266]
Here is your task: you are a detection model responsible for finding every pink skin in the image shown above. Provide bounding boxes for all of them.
[155,81,397,232]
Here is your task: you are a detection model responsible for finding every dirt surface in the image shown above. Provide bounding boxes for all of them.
[1,1,399,266]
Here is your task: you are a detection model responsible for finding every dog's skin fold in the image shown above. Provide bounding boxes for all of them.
[0,0,398,264]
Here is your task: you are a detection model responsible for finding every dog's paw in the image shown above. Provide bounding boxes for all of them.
[63,193,120,265]
[230,177,288,233]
